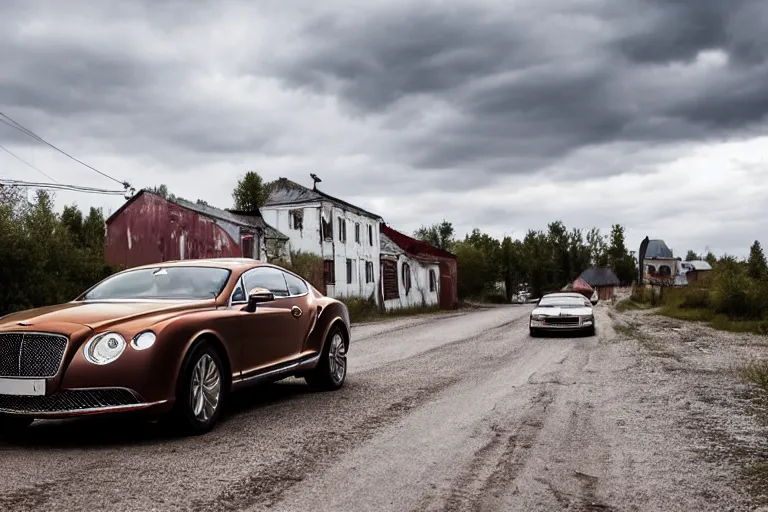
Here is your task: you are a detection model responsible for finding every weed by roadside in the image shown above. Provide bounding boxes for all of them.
[341,296,442,324]
[743,361,768,393]
[615,299,654,313]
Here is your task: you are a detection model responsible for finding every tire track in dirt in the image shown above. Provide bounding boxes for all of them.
[193,312,534,512]
[420,389,556,512]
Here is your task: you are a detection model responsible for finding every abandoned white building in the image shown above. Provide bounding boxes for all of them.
[379,224,459,310]
[260,177,383,303]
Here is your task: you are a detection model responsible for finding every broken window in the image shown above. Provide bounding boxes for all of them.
[322,215,333,241]
[355,222,360,243]
[429,269,437,292]
[346,258,353,284]
[402,262,412,295]
[365,261,374,283]
[289,209,303,231]
[338,218,347,243]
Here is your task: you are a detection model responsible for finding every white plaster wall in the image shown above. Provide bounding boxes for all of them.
[383,254,440,311]
[261,202,381,303]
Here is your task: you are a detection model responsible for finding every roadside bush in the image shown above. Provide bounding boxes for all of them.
[0,189,116,315]
[273,251,325,292]
[483,293,509,304]
[678,288,710,309]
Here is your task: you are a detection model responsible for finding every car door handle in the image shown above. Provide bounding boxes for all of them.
[291,306,303,318]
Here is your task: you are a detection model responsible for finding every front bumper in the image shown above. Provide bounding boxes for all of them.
[0,387,170,418]
[530,318,594,331]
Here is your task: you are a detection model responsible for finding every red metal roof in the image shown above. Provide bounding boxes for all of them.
[571,276,594,293]
[380,224,456,261]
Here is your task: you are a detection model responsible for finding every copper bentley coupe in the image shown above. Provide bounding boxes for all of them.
[0,259,350,435]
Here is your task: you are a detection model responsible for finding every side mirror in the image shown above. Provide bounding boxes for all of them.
[245,287,274,312]
[591,299,598,305]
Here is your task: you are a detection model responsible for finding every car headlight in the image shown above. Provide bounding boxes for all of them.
[83,332,126,365]
[131,331,157,351]
[531,315,545,321]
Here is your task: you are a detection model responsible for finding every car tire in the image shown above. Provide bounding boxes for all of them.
[305,326,347,391]
[171,342,225,436]
[529,327,539,337]
[0,413,33,434]
[586,326,596,337]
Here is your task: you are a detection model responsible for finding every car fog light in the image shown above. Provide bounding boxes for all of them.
[131,331,157,351]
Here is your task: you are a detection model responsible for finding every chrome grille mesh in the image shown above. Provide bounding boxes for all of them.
[544,316,580,326]
[0,389,141,414]
[0,332,68,378]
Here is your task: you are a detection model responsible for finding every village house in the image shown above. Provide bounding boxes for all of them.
[105,190,289,269]
[379,224,459,310]
[259,177,383,303]
[579,267,620,300]
[680,260,713,285]
[642,239,680,285]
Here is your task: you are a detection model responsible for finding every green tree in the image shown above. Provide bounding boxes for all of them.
[685,250,700,261]
[232,171,273,211]
[414,220,455,251]
[606,224,636,284]
[704,251,717,267]
[586,228,608,267]
[747,240,768,280]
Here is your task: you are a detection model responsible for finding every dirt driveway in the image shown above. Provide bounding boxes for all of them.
[0,303,766,511]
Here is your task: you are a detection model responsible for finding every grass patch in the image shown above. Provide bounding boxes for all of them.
[341,296,442,324]
[660,304,768,335]
[743,361,768,393]
[615,299,654,313]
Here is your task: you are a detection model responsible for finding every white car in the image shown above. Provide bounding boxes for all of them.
[529,293,595,337]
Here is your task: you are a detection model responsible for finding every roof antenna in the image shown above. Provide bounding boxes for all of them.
[310,173,322,190]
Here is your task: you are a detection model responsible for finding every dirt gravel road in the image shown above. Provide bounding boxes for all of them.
[0,304,762,511]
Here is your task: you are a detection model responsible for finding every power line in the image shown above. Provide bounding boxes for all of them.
[0,179,127,196]
[0,143,59,183]
[0,111,129,188]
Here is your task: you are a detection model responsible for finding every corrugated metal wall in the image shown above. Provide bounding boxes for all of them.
[105,193,242,269]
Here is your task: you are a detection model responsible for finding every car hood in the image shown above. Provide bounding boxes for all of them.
[0,300,214,333]
[531,306,593,317]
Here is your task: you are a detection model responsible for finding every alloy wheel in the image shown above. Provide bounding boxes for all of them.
[328,333,347,385]
[190,354,221,422]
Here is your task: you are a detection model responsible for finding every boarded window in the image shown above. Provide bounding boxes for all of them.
[429,269,436,292]
[346,258,353,284]
[382,260,398,300]
[323,260,335,284]
[241,235,254,259]
[402,262,412,295]
[365,261,374,283]
[355,223,360,243]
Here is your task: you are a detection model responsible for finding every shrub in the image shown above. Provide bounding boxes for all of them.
[272,251,325,292]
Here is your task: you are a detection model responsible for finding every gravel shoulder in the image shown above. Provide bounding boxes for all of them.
[1,302,767,511]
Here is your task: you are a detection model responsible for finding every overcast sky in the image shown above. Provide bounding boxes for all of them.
[1,0,767,258]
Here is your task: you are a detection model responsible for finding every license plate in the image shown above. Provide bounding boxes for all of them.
[0,378,45,396]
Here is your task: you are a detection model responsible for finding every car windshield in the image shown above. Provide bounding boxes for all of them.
[538,296,588,307]
[81,267,231,301]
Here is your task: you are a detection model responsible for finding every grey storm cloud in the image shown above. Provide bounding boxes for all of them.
[265,0,768,176]
[0,0,768,256]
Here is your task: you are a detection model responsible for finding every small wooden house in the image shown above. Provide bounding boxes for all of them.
[580,268,620,300]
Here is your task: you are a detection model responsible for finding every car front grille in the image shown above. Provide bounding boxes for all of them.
[0,332,68,378]
[544,316,580,326]
[0,388,142,414]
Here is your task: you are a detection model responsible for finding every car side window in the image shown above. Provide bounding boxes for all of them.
[231,278,246,303]
[243,268,290,298]
[284,272,308,296]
